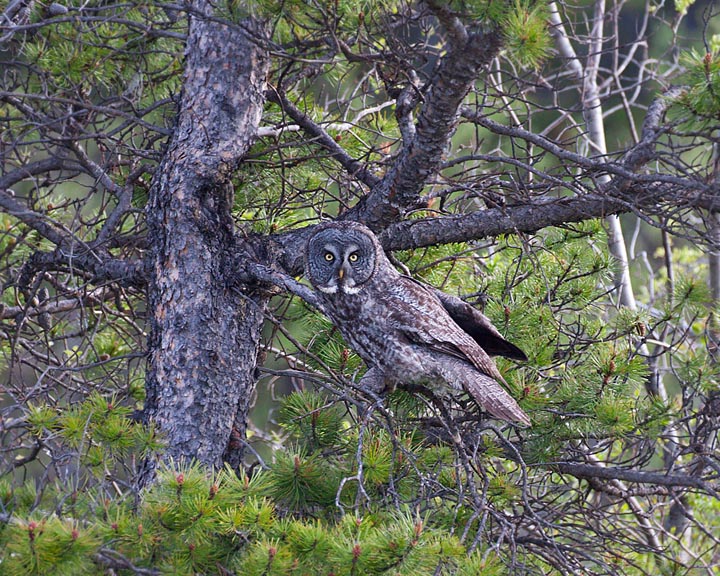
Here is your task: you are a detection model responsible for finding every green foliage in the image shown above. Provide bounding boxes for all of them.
[459,0,510,22]
[396,224,683,461]
[500,0,553,69]
[278,390,347,451]
[361,429,395,486]
[0,454,519,575]
[453,0,551,68]
[22,392,162,483]
[20,4,181,102]
[397,242,476,289]
[1,515,102,576]
[294,309,365,373]
[674,0,696,16]
[673,50,720,124]
[254,0,401,44]
[268,449,340,509]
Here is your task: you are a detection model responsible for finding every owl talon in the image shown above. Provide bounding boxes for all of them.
[358,367,389,394]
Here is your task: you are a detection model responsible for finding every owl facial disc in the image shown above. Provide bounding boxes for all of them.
[315,243,363,294]
[305,224,377,296]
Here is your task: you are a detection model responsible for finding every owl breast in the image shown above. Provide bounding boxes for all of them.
[320,276,423,379]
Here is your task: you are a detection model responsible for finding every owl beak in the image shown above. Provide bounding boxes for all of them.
[337,262,351,282]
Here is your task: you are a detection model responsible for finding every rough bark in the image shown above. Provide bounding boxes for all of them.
[141,16,271,484]
[347,26,503,230]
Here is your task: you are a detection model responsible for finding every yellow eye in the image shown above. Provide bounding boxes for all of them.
[348,253,359,263]
[324,252,334,262]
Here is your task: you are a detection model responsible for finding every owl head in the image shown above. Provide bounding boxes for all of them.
[305,221,382,295]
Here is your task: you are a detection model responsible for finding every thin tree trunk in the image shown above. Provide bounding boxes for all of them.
[140,15,271,486]
[710,217,720,305]
[549,1,637,308]
[548,1,677,561]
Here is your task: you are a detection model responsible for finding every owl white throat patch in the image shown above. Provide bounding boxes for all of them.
[317,284,339,294]
[317,283,362,295]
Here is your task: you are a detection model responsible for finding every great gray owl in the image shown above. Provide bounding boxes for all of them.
[304,221,531,426]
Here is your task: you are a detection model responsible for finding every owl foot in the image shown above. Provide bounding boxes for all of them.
[358,367,394,395]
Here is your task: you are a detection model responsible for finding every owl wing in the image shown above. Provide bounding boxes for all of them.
[431,289,528,361]
[386,278,507,384]
[386,278,530,425]
[399,275,526,360]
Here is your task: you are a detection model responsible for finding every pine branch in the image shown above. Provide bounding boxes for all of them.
[0,186,74,248]
[94,549,160,575]
[17,249,147,288]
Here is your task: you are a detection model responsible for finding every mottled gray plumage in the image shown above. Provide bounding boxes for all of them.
[304,221,530,426]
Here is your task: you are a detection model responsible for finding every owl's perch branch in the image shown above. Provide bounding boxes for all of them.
[240,261,327,313]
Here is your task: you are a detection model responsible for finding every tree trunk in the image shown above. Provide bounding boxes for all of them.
[141,15,270,485]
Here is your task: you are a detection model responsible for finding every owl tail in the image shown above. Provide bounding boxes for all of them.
[439,362,531,426]
[466,372,531,426]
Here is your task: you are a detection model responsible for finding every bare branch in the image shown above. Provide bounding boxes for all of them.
[380,193,622,250]
[551,461,719,494]
[347,27,504,229]
[92,163,150,249]
[0,157,66,191]
[0,287,118,320]
[265,89,382,189]
[0,189,74,247]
